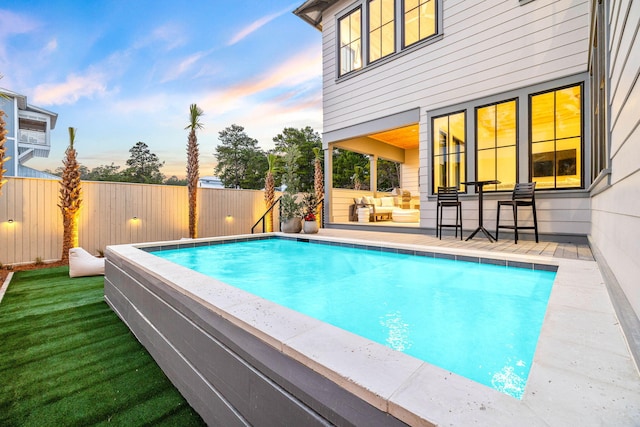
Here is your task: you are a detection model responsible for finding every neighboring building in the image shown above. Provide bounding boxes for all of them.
[0,88,58,179]
[295,0,640,350]
[198,175,224,188]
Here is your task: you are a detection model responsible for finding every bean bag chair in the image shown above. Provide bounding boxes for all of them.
[69,247,105,278]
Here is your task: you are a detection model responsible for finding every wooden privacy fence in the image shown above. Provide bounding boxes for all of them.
[0,177,274,265]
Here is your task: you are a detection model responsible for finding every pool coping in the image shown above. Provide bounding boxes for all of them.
[109,232,640,426]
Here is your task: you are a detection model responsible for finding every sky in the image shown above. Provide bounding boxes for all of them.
[0,0,322,178]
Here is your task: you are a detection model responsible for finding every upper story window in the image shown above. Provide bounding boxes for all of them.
[337,0,441,78]
[339,8,363,76]
[403,0,436,47]
[432,111,466,192]
[368,0,395,63]
[530,84,582,189]
[476,99,517,192]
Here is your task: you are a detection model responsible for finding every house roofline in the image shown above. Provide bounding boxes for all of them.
[293,0,338,30]
[1,87,58,129]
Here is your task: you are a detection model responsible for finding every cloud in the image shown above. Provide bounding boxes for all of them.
[161,50,209,83]
[133,23,186,51]
[0,9,39,39]
[227,3,298,46]
[0,9,40,62]
[111,93,170,114]
[42,38,58,55]
[32,70,109,105]
[200,48,322,115]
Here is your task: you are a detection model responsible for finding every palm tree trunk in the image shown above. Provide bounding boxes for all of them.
[59,128,82,263]
[187,130,199,238]
[0,111,7,196]
[265,171,274,232]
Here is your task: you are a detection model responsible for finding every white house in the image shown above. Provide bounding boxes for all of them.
[295,0,640,365]
[0,88,58,178]
[198,175,224,188]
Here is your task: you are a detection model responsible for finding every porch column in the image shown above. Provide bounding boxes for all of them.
[370,154,378,195]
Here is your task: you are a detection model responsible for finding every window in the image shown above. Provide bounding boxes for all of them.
[530,84,582,189]
[368,0,395,63]
[337,0,441,77]
[404,0,436,47]
[432,111,466,192]
[590,1,607,181]
[476,99,517,192]
[339,8,362,76]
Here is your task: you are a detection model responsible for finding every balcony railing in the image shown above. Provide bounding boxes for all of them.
[18,129,48,147]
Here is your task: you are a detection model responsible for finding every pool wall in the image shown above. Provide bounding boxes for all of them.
[105,237,413,426]
[105,233,634,426]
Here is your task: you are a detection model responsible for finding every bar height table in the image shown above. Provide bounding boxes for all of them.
[461,180,500,242]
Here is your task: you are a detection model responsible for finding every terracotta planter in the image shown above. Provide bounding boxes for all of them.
[303,220,319,234]
[281,217,302,233]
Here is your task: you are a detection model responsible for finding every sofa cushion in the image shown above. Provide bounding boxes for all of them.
[380,196,395,207]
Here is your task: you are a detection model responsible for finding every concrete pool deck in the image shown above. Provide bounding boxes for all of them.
[105,231,640,426]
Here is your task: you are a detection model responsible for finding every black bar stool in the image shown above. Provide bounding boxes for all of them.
[436,186,463,240]
[496,182,539,244]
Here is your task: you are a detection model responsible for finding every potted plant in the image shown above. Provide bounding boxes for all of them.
[280,192,302,233]
[301,192,319,234]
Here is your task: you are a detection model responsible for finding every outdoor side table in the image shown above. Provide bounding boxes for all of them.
[461,180,500,242]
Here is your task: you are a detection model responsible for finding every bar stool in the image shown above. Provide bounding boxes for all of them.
[436,186,463,240]
[495,182,539,244]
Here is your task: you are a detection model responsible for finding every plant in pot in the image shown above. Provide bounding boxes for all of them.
[301,192,319,234]
[280,192,302,233]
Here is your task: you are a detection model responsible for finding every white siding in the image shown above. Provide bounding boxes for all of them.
[591,1,640,319]
[401,148,419,195]
[322,0,590,132]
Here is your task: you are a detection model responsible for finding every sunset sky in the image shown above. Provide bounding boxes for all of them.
[0,0,322,178]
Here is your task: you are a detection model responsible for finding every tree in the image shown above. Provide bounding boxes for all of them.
[59,127,82,263]
[0,77,9,196]
[214,124,267,189]
[264,153,277,232]
[0,107,8,196]
[84,163,123,181]
[185,104,204,238]
[123,141,164,184]
[377,158,401,191]
[164,176,187,186]
[332,149,370,189]
[313,147,324,225]
[281,144,301,193]
[272,127,321,192]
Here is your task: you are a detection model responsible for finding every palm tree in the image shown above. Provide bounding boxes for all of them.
[185,104,204,238]
[59,127,82,263]
[264,153,277,232]
[0,79,10,197]
[0,110,8,197]
[312,147,323,225]
[352,165,364,191]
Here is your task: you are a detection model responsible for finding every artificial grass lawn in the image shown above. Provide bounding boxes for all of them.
[0,266,205,426]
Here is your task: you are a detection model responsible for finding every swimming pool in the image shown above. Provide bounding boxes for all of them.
[151,238,555,399]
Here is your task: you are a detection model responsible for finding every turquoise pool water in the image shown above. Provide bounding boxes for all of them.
[152,238,555,399]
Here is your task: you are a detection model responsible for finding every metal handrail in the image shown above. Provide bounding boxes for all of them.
[251,196,282,234]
